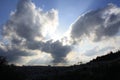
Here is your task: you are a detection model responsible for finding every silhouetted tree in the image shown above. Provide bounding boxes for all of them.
[0,56,7,66]
[0,56,26,80]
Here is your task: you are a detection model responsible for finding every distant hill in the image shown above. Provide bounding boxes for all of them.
[0,50,120,80]
[89,50,120,63]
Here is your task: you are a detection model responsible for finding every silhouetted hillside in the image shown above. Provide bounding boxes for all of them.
[89,50,120,63]
[0,50,120,80]
[57,50,120,80]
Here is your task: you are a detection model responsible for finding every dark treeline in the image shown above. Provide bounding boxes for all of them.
[0,56,26,80]
[0,50,120,80]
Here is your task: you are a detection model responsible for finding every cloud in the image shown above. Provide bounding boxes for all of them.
[0,0,71,65]
[26,40,71,64]
[0,42,33,64]
[3,0,58,42]
[70,4,120,43]
[0,0,120,66]
[64,4,120,64]
[40,40,71,64]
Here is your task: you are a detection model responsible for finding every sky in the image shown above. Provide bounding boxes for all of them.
[0,0,120,66]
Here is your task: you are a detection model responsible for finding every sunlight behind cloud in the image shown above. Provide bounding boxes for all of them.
[0,0,120,66]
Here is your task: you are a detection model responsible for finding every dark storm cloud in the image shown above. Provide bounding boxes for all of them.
[70,4,120,42]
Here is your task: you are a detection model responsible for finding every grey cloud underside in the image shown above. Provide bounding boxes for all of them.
[27,40,71,63]
[70,4,120,42]
[41,41,71,63]
[0,45,31,63]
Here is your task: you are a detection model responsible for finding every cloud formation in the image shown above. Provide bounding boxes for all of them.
[3,0,58,42]
[40,40,71,63]
[26,40,71,64]
[0,0,71,65]
[70,4,120,43]
[0,0,120,65]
